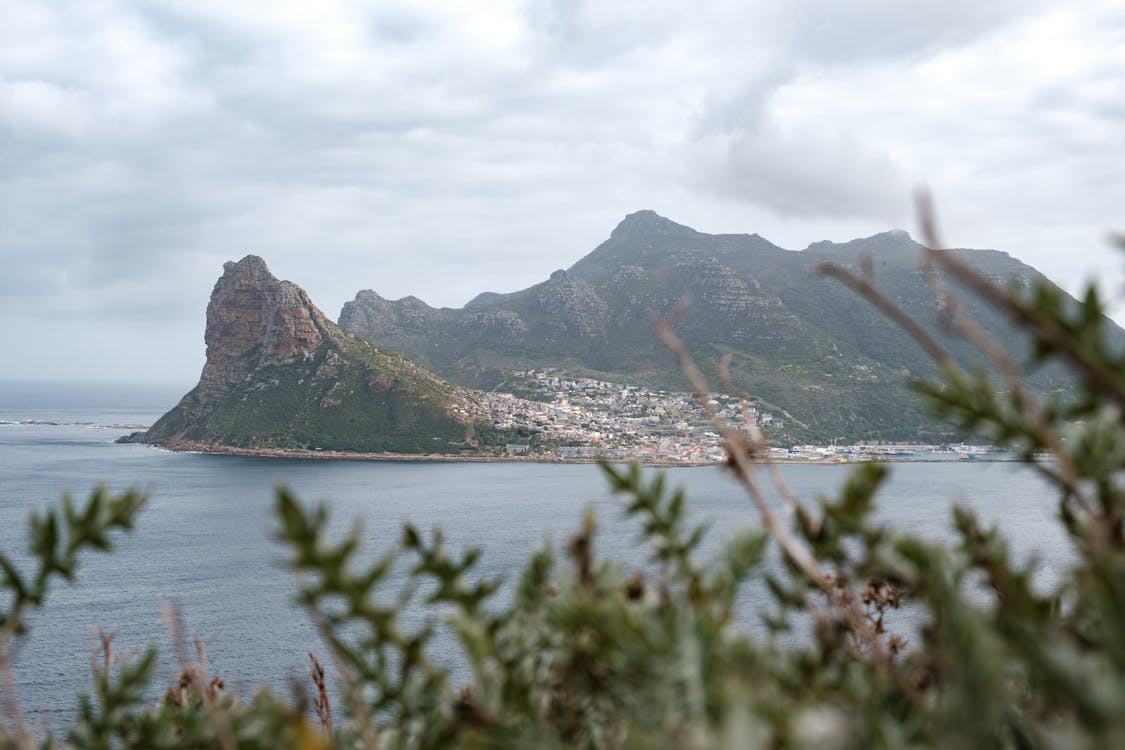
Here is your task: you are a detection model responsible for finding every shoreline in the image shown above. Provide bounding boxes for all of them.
[138,440,1019,467]
[150,441,717,467]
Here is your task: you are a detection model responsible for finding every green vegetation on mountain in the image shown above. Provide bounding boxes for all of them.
[144,343,473,454]
[121,256,509,455]
[341,211,1110,442]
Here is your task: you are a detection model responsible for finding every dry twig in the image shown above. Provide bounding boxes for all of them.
[309,652,332,734]
[715,356,820,535]
[917,192,1125,411]
[161,602,236,750]
[817,262,956,371]
[0,614,32,750]
[650,306,825,586]
[310,611,381,749]
[651,306,894,663]
[912,191,1095,517]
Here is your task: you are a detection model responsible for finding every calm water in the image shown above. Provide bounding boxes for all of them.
[0,382,1070,729]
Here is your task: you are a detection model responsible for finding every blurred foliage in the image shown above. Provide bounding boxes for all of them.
[3,242,1125,748]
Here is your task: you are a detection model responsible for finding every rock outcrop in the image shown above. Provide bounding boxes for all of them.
[535,270,608,338]
[197,256,330,399]
[121,256,508,454]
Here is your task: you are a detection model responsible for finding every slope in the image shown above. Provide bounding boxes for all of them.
[339,211,1110,443]
[120,256,503,454]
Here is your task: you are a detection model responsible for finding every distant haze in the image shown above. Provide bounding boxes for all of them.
[3,1,1123,382]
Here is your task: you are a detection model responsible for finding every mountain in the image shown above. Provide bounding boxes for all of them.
[120,256,506,454]
[339,210,1102,443]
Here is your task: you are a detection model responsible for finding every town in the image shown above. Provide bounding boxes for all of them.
[470,369,742,463]
[459,369,996,464]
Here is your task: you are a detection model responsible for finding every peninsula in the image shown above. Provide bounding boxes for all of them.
[118,256,515,455]
[122,212,1124,459]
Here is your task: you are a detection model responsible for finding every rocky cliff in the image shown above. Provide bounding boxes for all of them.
[198,255,328,394]
[339,211,1111,443]
[121,256,507,454]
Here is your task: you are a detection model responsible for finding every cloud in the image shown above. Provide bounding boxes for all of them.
[691,124,911,221]
[678,0,1050,222]
[771,0,1046,64]
[0,0,1122,380]
[683,64,909,220]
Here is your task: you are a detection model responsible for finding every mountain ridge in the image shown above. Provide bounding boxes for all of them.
[339,210,1099,442]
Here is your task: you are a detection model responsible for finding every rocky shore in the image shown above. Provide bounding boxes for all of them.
[141,440,719,466]
[127,439,1013,466]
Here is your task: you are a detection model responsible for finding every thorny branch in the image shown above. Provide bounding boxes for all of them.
[310,610,381,749]
[920,203,1125,411]
[309,652,332,734]
[817,263,956,372]
[0,613,32,750]
[649,193,1107,665]
[912,191,1095,517]
[822,192,1096,521]
[89,626,119,684]
[650,305,825,588]
[715,355,819,535]
[650,306,891,663]
[820,192,1098,523]
[161,602,236,750]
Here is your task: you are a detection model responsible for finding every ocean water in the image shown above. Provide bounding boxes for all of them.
[0,381,1070,731]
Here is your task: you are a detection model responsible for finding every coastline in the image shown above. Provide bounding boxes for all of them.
[149,441,718,467]
[137,440,1018,467]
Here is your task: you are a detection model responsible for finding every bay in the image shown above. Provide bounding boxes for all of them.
[0,382,1069,731]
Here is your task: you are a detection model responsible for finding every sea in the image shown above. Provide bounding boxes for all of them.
[0,381,1071,733]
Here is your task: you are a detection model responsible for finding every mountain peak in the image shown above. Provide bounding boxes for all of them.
[867,229,918,247]
[611,210,694,237]
[222,254,273,279]
[805,229,921,258]
[203,256,330,392]
[569,210,781,279]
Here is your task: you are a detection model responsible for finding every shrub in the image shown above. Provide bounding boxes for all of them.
[2,206,1123,748]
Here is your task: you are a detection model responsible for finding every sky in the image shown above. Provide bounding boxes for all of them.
[2,0,1123,383]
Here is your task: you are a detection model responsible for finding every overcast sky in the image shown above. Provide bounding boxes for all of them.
[3,0,1123,383]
